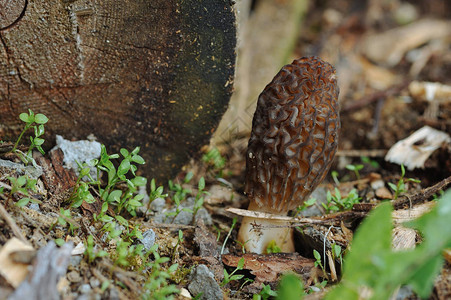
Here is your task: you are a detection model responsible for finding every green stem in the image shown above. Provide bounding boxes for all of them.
[12,124,31,152]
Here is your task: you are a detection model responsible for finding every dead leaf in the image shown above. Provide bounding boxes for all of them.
[385,126,451,170]
[0,238,34,288]
[222,252,315,285]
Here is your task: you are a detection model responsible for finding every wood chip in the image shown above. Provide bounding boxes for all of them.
[385,126,451,170]
[392,201,435,224]
[361,19,451,66]
[392,226,417,251]
[0,238,34,288]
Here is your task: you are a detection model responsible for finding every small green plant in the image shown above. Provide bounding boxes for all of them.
[307,280,328,294]
[253,283,278,300]
[331,170,340,185]
[345,164,364,181]
[313,249,326,277]
[12,109,49,164]
[142,244,180,300]
[326,189,451,299]
[6,175,40,207]
[114,239,145,267]
[361,156,380,169]
[294,197,317,216]
[56,208,79,235]
[266,240,281,254]
[93,145,147,216]
[192,177,209,222]
[172,230,184,260]
[331,243,343,268]
[202,147,226,177]
[221,257,245,287]
[388,164,421,200]
[85,235,108,264]
[221,217,237,254]
[147,178,168,212]
[322,188,361,213]
[69,162,97,208]
[166,172,194,222]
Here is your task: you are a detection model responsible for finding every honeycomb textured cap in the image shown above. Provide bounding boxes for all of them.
[245,56,340,213]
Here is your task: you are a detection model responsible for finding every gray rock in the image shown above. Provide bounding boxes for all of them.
[67,270,82,283]
[297,186,328,217]
[0,158,43,179]
[28,203,41,211]
[153,197,212,225]
[138,229,156,251]
[78,284,91,294]
[109,287,120,300]
[89,278,100,289]
[149,197,166,213]
[52,135,101,179]
[188,264,222,300]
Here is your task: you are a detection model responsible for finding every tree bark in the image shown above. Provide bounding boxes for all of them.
[0,0,236,183]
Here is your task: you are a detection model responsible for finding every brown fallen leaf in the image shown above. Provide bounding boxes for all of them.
[222,252,316,285]
[0,238,34,288]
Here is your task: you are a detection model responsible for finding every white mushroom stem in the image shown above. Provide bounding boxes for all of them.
[237,202,294,254]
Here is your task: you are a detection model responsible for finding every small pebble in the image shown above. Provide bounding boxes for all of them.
[150,197,166,213]
[138,229,156,251]
[28,203,41,211]
[376,187,393,199]
[78,283,91,294]
[67,270,82,283]
[90,278,100,289]
[188,264,223,300]
[68,255,83,267]
[109,287,120,300]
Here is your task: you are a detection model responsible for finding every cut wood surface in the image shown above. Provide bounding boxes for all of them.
[0,0,236,182]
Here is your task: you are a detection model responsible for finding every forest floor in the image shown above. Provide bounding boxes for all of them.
[1,0,451,299]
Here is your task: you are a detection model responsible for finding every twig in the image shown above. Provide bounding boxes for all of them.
[336,149,387,158]
[0,199,29,244]
[341,81,411,113]
[393,175,451,209]
[353,175,451,212]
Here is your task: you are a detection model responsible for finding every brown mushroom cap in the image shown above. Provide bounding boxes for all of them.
[245,56,340,214]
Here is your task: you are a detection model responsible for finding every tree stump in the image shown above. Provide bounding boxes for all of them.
[0,0,236,183]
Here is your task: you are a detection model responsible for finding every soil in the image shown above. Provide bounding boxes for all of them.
[1,0,451,299]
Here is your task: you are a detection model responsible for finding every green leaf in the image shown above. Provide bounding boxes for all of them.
[54,238,65,246]
[184,172,194,183]
[131,176,147,186]
[117,159,130,177]
[237,257,245,269]
[407,254,444,298]
[107,190,122,203]
[19,112,31,123]
[198,177,205,190]
[115,215,128,227]
[34,113,49,124]
[16,197,31,207]
[313,249,321,262]
[127,199,142,207]
[131,154,145,164]
[16,176,27,187]
[120,148,129,157]
[33,137,45,146]
[387,182,397,192]
[276,274,304,300]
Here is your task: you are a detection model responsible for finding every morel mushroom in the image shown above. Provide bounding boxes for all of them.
[238,56,340,253]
